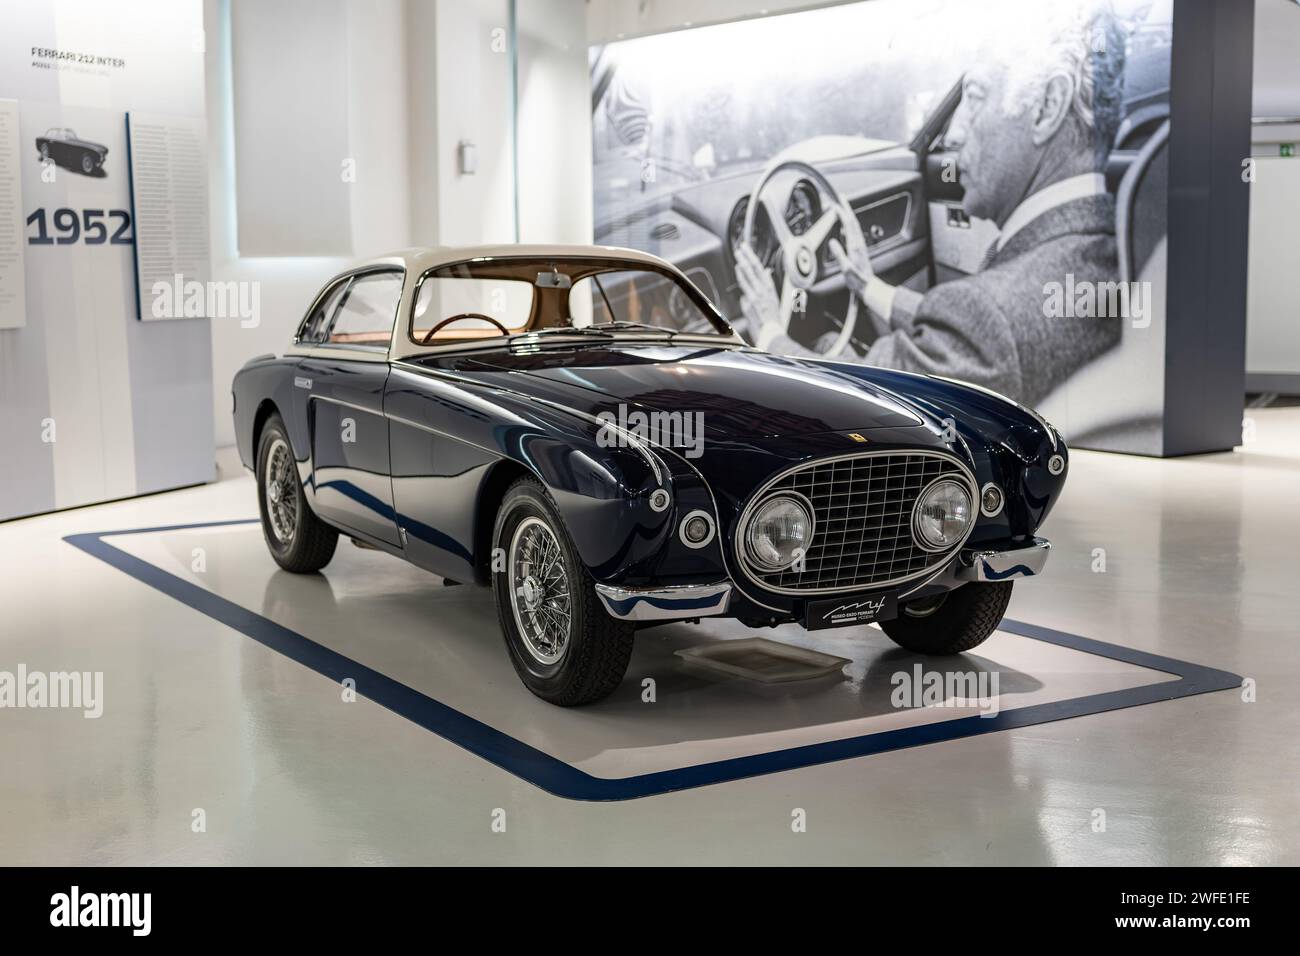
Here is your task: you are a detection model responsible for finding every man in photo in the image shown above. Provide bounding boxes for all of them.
[737,2,1127,406]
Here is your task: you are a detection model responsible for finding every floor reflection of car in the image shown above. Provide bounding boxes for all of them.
[35,128,109,176]
[593,72,1169,353]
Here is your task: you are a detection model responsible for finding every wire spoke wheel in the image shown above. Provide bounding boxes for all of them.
[264,437,299,546]
[508,516,572,665]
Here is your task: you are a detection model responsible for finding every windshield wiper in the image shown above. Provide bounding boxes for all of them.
[524,326,617,337]
[590,322,673,334]
[522,323,672,338]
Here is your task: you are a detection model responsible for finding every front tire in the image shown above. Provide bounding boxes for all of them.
[492,478,634,706]
[81,152,94,174]
[880,582,1012,655]
[256,414,338,573]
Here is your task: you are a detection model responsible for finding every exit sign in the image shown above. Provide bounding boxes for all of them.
[1282,143,1296,158]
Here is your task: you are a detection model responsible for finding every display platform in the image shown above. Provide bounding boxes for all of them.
[66,520,1242,801]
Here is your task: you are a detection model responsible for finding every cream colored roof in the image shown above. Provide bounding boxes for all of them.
[356,243,680,276]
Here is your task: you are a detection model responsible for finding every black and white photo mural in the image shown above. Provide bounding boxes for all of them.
[591,0,1173,454]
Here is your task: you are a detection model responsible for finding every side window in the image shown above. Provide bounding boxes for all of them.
[299,280,348,344]
[326,272,403,347]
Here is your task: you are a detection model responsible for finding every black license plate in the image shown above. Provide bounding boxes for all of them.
[804,591,898,631]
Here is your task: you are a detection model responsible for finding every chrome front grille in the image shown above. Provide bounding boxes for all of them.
[739,451,976,594]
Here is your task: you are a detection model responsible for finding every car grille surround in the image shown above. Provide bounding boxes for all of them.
[735,450,978,595]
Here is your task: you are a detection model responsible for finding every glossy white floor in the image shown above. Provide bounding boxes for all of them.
[1,409,1296,865]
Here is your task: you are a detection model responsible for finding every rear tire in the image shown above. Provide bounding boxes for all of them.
[256,413,338,573]
[880,582,1012,655]
[492,478,634,706]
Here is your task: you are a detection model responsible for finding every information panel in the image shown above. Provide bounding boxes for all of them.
[0,99,26,330]
[126,111,210,321]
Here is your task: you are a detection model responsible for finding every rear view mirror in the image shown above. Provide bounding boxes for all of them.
[535,270,572,289]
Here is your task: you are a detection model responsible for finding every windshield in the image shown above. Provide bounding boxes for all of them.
[409,257,733,348]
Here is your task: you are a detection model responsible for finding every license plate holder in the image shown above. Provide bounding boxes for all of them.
[804,591,898,631]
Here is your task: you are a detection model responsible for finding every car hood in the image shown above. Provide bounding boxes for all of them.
[430,343,932,440]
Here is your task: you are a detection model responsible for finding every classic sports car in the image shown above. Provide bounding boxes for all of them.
[35,128,108,175]
[232,245,1065,705]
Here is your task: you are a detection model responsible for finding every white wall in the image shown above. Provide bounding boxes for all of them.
[230,0,354,256]
[207,0,600,449]
[1248,0,1300,386]
[586,0,841,43]
[428,0,517,245]
[206,0,413,448]
[517,0,594,243]
[1253,0,1300,117]
[1247,159,1300,381]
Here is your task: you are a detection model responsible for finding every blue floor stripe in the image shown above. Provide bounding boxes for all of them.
[65,520,1243,802]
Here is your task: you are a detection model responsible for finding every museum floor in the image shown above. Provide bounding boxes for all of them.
[1,407,1296,866]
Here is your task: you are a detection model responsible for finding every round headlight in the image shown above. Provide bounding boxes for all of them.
[912,479,973,551]
[745,495,814,570]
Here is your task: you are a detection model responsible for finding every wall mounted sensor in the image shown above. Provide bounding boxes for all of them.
[457,140,477,175]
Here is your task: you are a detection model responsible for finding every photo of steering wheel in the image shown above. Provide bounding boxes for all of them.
[737,158,870,357]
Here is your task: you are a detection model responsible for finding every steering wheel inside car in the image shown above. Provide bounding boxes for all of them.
[740,159,870,356]
[420,312,512,345]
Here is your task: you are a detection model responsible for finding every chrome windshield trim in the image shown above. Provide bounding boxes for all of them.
[395,330,746,361]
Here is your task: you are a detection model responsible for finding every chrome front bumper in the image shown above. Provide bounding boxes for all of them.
[956,537,1051,582]
[595,581,732,622]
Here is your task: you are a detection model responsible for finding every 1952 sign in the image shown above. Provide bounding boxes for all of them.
[26,207,133,245]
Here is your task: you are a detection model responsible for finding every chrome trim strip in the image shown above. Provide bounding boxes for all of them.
[595,581,732,622]
[288,343,389,363]
[309,395,381,416]
[956,537,1051,582]
[384,412,502,457]
[733,449,980,597]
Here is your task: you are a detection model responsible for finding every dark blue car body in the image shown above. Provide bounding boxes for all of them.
[234,313,1064,628]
